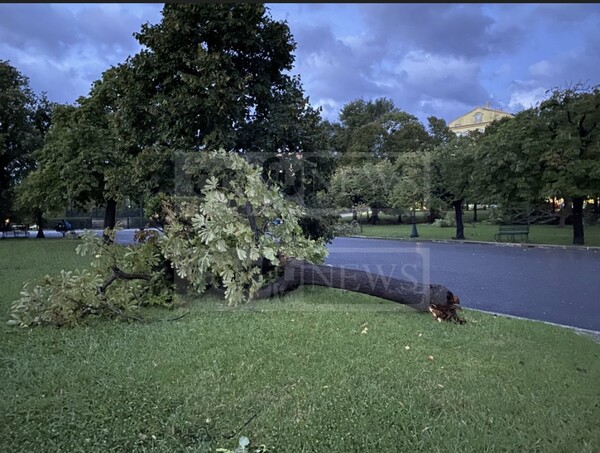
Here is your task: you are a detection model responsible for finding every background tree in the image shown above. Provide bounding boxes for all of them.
[538,85,600,245]
[330,160,397,224]
[472,111,548,225]
[391,134,476,239]
[335,97,428,165]
[0,61,50,225]
[432,135,478,239]
[27,86,125,238]
[389,151,431,223]
[424,116,455,221]
[328,97,430,223]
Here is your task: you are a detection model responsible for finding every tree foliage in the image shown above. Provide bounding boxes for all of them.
[11,151,327,326]
[0,60,51,222]
[330,161,397,213]
[473,112,546,207]
[10,228,172,327]
[336,98,429,165]
[390,133,477,238]
[472,84,600,243]
[160,150,327,305]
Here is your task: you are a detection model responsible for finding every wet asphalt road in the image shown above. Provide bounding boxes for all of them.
[35,230,600,332]
[325,237,600,332]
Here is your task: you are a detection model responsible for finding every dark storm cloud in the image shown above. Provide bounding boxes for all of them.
[0,4,153,59]
[533,3,600,25]
[292,23,388,106]
[361,4,525,59]
[282,3,534,123]
[0,4,79,58]
[0,4,162,104]
[507,6,600,110]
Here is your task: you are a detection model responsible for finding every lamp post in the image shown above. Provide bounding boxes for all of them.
[410,207,419,238]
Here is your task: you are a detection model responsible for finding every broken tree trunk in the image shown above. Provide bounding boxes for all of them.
[255,258,464,323]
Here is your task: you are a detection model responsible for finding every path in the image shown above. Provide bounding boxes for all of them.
[326,237,600,332]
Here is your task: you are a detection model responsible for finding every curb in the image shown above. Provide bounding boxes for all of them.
[348,235,600,252]
[465,307,600,343]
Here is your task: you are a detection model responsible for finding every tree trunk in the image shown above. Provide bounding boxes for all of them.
[397,213,403,224]
[473,203,478,222]
[369,207,379,225]
[35,210,45,239]
[572,197,584,245]
[352,208,358,221]
[103,199,117,242]
[427,207,437,223]
[452,200,465,239]
[255,258,463,322]
[559,197,571,228]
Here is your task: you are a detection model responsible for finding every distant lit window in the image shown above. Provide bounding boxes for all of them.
[474,113,483,123]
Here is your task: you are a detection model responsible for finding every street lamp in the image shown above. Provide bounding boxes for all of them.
[410,207,419,238]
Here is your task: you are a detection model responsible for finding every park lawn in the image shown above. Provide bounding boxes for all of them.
[1,239,599,452]
[354,223,600,247]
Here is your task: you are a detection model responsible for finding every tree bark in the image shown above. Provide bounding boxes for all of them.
[559,197,571,228]
[103,198,117,243]
[473,203,478,222]
[572,196,584,245]
[452,200,465,239]
[369,207,379,225]
[427,207,438,223]
[35,209,45,239]
[255,258,463,321]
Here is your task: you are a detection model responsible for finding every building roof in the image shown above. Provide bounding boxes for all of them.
[448,104,514,131]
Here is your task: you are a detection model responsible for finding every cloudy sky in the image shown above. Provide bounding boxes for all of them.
[2,3,599,125]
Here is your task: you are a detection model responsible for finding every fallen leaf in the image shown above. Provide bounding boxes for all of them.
[361,327,368,334]
[405,345,411,350]
[427,355,434,361]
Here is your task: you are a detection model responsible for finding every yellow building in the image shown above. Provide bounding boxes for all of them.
[448,102,514,136]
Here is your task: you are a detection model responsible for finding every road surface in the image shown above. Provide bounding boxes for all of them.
[325,237,600,332]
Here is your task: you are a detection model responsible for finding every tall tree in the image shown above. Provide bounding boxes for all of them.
[335,97,428,165]
[538,85,600,245]
[473,86,600,244]
[0,61,48,225]
[109,3,331,214]
[27,89,124,237]
[391,134,477,239]
[472,112,547,211]
[426,116,455,146]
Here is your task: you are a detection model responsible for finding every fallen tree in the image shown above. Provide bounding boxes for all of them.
[253,257,463,322]
[10,151,464,327]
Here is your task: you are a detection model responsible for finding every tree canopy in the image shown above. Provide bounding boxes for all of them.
[0,60,51,223]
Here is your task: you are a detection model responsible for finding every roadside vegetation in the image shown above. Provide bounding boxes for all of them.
[337,212,600,247]
[1,240,600,452]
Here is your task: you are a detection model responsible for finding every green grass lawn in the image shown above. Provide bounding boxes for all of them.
[351,223,600,247]
[1,239,599,452]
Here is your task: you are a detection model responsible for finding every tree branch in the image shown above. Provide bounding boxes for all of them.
[98,266,153,296]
